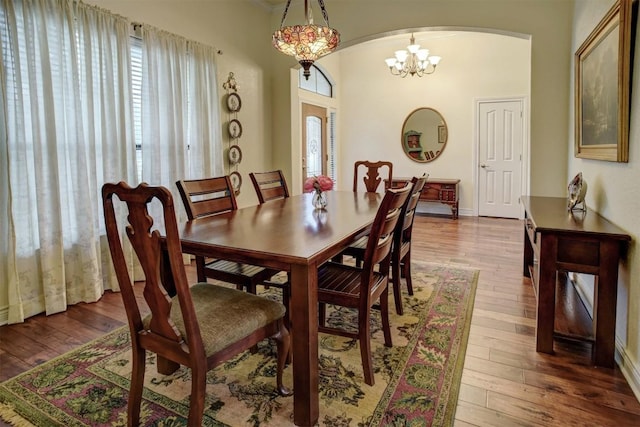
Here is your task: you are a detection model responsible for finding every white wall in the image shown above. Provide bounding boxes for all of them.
[329,31,530,215]
[570,0,640,395]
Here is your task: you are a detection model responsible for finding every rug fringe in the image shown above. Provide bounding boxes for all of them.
[0,402,35,427]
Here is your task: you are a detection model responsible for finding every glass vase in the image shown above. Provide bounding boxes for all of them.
[312,191,327,209]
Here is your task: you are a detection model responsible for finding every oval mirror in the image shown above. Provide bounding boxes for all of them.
[401,107,448,162]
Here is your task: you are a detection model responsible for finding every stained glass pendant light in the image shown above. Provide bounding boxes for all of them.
[272,0,340,80]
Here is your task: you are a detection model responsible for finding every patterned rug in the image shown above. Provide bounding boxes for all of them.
[0,262,478,427]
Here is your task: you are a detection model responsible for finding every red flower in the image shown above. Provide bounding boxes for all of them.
[304,175,333,193]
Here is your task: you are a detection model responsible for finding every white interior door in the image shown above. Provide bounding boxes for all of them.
[478,99,523,218]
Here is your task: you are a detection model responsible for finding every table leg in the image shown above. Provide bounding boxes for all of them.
[290,264,319,426]
[593,241,620,367]
[536,235,557,354]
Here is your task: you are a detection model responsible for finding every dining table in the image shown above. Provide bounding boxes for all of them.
[169,190,383,426]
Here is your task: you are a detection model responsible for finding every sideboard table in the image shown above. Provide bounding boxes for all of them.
[522,196,630,367]
[389,177,460,219]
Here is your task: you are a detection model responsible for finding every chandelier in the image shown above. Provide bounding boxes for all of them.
[272,0,340,80]
[385,34,441,78]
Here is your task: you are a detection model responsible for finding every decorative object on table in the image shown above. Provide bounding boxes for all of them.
[0,262,479,427]
[228,145,242,165]
[304,174,333,209]
[567,172,588,212]
[384,33,441,78]
[574,0,632,162]
[272,0,340,80]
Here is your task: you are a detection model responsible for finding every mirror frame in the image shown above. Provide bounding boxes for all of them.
[401,107,448,163]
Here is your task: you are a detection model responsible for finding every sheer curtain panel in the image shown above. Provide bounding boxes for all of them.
[140,28,223,220]
[0,0,135,323]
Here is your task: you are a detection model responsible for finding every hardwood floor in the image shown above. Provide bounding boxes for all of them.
[1,215,639,426]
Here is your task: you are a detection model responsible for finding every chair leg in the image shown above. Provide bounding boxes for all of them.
[359,316,374,386]
[281,286,292,365]
[128,347,146,427]
[392,257,403,315]
[187,365,207,427]
[195,256,207,283]
[275,321,293,396]
[319,303,327,326]
[404,252,414,296]
[380,287,392,348]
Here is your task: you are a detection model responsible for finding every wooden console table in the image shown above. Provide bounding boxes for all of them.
[389,177,460,219]
[522,196,630,367]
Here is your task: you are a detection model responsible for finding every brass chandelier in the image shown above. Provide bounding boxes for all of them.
[272,0,340,80]
[385,34,442,78]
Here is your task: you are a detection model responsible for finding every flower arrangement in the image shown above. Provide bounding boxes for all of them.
[304,175,334,194]
[304,175,333,209]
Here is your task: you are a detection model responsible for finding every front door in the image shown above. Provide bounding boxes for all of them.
[478,99,524,218]
[302,103,327,184]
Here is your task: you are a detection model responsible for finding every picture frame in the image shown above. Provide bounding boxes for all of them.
[438,125,447,144]
[574,0,633,162]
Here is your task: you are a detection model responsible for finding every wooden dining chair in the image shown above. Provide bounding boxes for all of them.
[353,160,393,193]
[317,183,411,386]
[249,170,290,204]
[176,176,280,295]
[342,175,427,315]
[248,170,292,329]
[102,181,290,426]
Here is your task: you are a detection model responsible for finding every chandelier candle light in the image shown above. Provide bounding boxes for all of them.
[272,0,340,80]
[385,33,441,77]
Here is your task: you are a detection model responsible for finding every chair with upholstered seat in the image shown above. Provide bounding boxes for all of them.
[249,170,290,204]
[353,160,393,193]
[342,175,427,315]
[176,176,280,295]
[102,181,290,426]
[317,183,411,386]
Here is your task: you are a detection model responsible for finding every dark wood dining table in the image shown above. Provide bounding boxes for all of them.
[173,190,382,426]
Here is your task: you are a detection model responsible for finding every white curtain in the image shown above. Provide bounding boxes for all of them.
[1,1,223,324]
[140,27,223,215]
[1,0,135,323]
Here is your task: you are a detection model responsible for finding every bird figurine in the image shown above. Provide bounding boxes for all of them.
[567,172,587,212]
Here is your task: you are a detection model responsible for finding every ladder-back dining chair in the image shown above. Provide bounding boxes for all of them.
[353,160,393,193]
[176,176,280,294]
[249,170,290,204]
[342,175,427,315]
[102,181,290,426]
[248,170,292,329]
[317,183,411,386]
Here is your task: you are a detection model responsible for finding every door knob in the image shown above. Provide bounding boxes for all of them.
[480,164,488,169]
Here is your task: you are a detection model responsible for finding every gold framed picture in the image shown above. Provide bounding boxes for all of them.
[574,0,633,162]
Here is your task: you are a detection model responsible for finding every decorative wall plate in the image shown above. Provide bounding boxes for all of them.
[229,171,242,195]
[228,144,242,165]
[226,92,241,112]
[228,119,243,139]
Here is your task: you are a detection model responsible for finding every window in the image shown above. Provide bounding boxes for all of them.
[299,65,332,97]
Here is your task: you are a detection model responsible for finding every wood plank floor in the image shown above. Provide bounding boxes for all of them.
[1,215,639,426]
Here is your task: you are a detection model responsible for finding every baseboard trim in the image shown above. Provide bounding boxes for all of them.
[617,338,640,402]
[0,306,8,326]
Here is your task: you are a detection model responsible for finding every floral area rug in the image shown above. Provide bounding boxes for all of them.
[0,262,478,427]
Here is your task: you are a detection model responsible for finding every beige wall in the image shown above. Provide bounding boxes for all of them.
[22,0,639,397]
[325,31,530,216]
[270,0,575,199]
[86,0,275,207]
[570,0,640,394]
